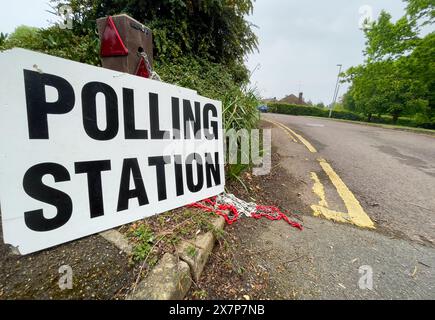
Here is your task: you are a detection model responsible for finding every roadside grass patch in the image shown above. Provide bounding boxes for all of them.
[127,224,156,263]
[192,289,208,299]
[186,245,198,258]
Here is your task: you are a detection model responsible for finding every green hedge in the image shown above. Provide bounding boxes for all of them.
[267,103,364,121]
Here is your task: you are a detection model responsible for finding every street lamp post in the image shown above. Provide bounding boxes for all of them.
[329,64,343,118]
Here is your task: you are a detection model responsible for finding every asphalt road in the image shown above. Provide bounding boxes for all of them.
[264,113,435,246]
[250,113,435,299]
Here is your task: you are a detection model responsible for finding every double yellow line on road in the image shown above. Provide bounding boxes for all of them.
[265,118,375,229]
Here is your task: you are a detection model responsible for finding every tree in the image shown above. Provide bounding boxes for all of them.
[5,26,40,47]
[343,2,434,124]
[346,58,427,123]
[407,32,435,116]
[345,64,387,122]
[342,92,356,112]
[363,11,418,62]
[51,0,258,83]
[406,0,435,27]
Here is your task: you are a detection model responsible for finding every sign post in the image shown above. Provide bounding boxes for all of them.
[0,48,224,254]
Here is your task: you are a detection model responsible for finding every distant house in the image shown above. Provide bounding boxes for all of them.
[279,92,307,106]
[261,97,278,104]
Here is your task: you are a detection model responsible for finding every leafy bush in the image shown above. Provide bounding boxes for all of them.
[268,103,328,117]
[1,26,100,66]
[52,0,258,81]
[156,56,260,180]
[4,26,40,47]
[331,110,365,121]
[155,56,259,132]
[128,224,155,262]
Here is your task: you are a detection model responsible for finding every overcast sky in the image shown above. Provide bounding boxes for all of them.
[1,0,408,104]
[245,0,407,103]
[0,1,54,34]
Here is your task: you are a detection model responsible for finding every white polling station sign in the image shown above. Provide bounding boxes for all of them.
[0,48,224,254]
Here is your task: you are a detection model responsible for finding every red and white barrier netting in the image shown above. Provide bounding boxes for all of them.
[187,193,303,230]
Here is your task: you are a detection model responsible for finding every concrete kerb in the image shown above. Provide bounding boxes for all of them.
[127,215,226,300]
[176,215,225,281]
[99,229,133,255]
[126,252,192,300]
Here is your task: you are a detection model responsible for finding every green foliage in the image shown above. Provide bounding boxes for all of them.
[343,3,434,124]
[186,245,198,258]
[371,114,435,129]
[363,11,419,62]
[268,103,364,121]
[2,25,41,47]
[407,32,435,114]
[346,59,428,122]
[226,162,249,191]
[269,103,328,117]
[51,0,258,83]
[192,289,208,299]
[128,224,155,262]
[1,26,100,66]
[405,0,435,27]
[0,32,7,46]
[155,56,259,132]
[341,92,356,112]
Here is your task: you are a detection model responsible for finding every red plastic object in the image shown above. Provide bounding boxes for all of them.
[135,56,150,78]
[186,196,303,230]
[100,16,128,57]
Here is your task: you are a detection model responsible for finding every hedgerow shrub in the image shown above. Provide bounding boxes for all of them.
[268,103,363,121]
[155,56,259,131]
[1,26,100,66]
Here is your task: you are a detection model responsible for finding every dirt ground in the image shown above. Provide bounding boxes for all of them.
[0,228,135,299]
[186,150,309,299]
